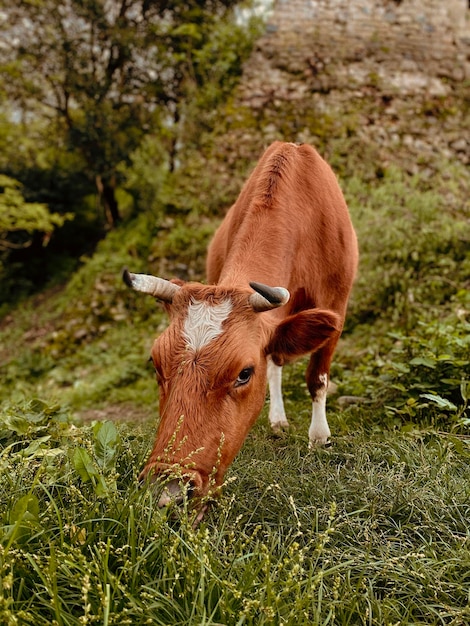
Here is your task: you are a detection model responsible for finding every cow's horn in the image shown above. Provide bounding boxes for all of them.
[123,269,181,303]
[249,281,290,312]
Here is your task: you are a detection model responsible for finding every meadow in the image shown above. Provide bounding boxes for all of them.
[1,151,469,624]
[1,398,470,625]
[2,0,470,621]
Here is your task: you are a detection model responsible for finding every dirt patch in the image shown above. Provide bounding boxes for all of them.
[76,402,156,424]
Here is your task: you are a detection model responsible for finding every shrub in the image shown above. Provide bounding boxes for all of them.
[346,164,469,329]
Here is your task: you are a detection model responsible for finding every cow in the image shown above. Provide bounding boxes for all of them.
[123,141,358,516]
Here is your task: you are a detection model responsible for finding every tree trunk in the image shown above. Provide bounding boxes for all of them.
[95,174,120,228]
[168,107,180,173]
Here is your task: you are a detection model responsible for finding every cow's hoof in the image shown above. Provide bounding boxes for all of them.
[271,421,290,435]
[308,438,332,449]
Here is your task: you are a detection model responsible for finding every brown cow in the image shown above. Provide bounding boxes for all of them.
[123,141,358,514]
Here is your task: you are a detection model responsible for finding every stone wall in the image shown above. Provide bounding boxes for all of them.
[268,0,469,61]
[246,0,469,99]
[233,0,469,168]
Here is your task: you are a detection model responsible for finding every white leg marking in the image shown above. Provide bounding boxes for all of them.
[267,357,289,432]
[183,298,233,351]
[308,373,330,447]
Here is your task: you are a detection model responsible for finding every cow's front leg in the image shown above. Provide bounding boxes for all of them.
[308,372,330,446]
[306,345,336,446]
[267,357,289,432]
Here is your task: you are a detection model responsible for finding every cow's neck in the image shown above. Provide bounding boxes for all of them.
[217,242,294,290]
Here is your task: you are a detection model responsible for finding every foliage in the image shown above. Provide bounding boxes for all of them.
[0,398,70,443]
[1,399,470,624]
[0,0,260,226]
[337,311,470,431]
[0,175,71,252]
[0,174,76,306]
[0,112,105,306]
[382,318,469,424]
[345,163,470,328]
[0,8,469,621]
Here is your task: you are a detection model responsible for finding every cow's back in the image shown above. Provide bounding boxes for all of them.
[207,142,358,321]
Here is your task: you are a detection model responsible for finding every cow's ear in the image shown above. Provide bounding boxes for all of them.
[266,309,340,365]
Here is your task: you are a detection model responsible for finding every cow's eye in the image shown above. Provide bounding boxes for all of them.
[235,367,254,387]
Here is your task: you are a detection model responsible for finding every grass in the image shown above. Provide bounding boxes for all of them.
[1,399,470,625]
[0,102,468,626]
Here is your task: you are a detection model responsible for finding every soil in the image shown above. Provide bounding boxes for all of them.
[76,402,155,424]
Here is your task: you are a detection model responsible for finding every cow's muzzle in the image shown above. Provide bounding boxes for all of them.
[157,477,194,507]
[139,464,207,521]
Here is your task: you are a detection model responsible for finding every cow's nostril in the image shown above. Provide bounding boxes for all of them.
[155,477,195,508]
[156,478,183,507]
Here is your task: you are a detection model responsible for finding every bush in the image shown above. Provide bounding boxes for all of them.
[339,304,469,431]
[381,316,469,426]
[346,164,469,328]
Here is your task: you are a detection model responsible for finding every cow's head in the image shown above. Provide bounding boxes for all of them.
[123,270,339,515]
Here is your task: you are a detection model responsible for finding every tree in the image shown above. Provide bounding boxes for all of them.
[0,175,71,252]
[0,0,252,227]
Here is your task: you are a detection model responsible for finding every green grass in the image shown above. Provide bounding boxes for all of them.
[0,111,469,625]
[1,401,470,625]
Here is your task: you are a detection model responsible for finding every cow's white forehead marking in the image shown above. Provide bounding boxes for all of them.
[183,298,233,351]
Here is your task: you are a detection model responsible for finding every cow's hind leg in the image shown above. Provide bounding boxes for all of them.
[306,337,338,447]
[267,357,289,433]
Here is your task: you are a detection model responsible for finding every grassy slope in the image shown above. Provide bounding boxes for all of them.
[1,189,469,624]
[1,402,470,624]
[1,62,470,626]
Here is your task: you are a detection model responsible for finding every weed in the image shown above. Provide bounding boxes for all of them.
[1,400,470,624]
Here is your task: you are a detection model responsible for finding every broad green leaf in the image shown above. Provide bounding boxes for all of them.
[2,414,31,434]
[28,399,49,413]
[73,447,109,496]
[419,393,458,411]
[73,447,99,483]
[391,362,410,374]
[20,436,51,457]
[2,494,41,546]
[409,357,436,368]
[93,421,120,472]
[10,494,40,525]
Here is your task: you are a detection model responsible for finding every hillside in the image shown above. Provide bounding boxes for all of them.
[1,0,468,423]
[1,2,470,623]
